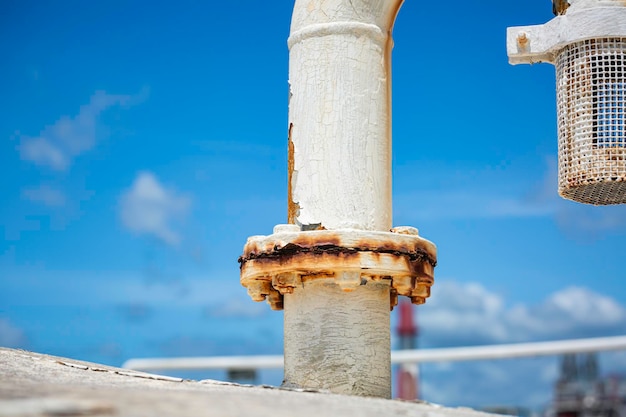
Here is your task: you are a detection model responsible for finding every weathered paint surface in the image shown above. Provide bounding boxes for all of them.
[569,0,626,8]
[507,4,626,64]
[283,278,392,398]
[287,123,298,224]
[287,0,403,231]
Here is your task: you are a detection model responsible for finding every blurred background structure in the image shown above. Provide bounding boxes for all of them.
[396,300,420,400]
[548,353,626,417]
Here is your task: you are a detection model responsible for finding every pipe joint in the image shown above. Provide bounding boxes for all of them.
[288,22,386,49]
[239,226,437,310]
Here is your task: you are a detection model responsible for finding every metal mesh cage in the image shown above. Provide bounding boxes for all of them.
[556,38,626,205]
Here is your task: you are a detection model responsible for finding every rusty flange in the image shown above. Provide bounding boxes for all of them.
[238,225,437,310]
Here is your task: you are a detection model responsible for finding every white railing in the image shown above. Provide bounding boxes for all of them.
[123,335,626,372]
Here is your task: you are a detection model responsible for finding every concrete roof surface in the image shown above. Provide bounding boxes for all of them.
[0,347,501,417]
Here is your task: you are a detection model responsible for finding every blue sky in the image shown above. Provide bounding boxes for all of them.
[1,0,626,411]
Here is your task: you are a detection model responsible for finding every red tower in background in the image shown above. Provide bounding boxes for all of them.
[396,300,419,400]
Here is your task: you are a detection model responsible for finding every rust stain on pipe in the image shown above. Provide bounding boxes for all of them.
[553,0,570,15]
[287,122,299,225]
[240,243,434,268]
[240,232,435,266]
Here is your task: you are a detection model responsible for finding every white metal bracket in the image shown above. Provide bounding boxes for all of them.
[507,7,626,64]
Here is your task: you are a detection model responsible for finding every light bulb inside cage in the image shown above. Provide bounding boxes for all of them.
[507,1,626,205]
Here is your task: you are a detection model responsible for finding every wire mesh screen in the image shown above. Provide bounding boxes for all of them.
[556,38,626,205]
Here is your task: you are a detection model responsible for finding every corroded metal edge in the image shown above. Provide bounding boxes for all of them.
[239,228,437,265]
[238,227,437,310]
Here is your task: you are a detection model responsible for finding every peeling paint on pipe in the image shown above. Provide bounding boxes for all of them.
[287,0,403,231]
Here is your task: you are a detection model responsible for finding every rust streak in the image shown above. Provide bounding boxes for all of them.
[287,123,299,225]
[238,243,436,268]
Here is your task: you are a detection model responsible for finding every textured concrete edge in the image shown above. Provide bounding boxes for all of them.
[0,348,505,417]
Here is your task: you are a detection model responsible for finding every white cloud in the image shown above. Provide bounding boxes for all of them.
[418,281,626,347]
[21,185,66,207]
[419,281,510,345]
[18,137,69,170]
[17,90,134,171]
[119,172,191,246]
[508,286,626,337]
[0,318,27,348]
[419,357,559,409]
[413,283,626,409]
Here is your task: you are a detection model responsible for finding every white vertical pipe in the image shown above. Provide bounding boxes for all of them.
[283,279,391,398]
[287,0,402,231]
[283,0,402,398]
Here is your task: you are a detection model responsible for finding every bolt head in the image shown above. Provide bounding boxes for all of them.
[391,226,419,236]
[273,224,301,234]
